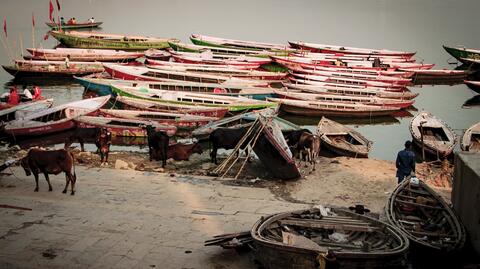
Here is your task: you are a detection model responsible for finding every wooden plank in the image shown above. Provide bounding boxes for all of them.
[394,198,445,210]
[280,219,377,232]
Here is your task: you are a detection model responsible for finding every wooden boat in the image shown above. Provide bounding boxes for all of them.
[251,207,409,269]
[74,115,176,137]
[289,67,412,85]
[50,30,179,50]
[316,117,371,157]
[459,57,480,67]
[301,65,414,78]
[290,73,407,91]
[3,95,110,136]
[461,122,480,152]
[190,34,292,52]
[0,99,53,123]
[268,97,401,117]
[284,82,419,100]
[293,51,416,63]
[144,49,171,60]
[2,59,104,78]
[99,109,218,130]
[168,41,283,57]
[271,55,397,71]
[115,96,228,118]
[402,69,473,80]
[103,63,268,86]
[274,89,414,109]
[409,112,456,157]
[75,74,275,100]
[289,41,416,58]
[46,21,102,30]
[191,108,300,139]
[252,116,301,180]
[464,80,480,94]
[443,45,480,62]
[386,178,465,252]
[111,84,276,112]
[388,62,435,70]
[147,63,287,80]
[289,77,408,93]
[145,58,256,70]
[169,50,270,67]
[25,48,143,62]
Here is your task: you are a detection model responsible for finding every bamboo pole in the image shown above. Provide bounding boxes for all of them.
[19,34,24,57]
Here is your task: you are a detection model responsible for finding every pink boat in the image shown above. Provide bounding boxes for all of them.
[288,41,416,58]
[145,58,258,70]
[3,95,110,136]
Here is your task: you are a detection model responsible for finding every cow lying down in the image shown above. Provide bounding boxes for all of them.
[20,148,77,195]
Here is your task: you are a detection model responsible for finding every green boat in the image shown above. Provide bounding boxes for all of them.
[50,30,179,50]
[110,84,277,112]
[168,41,288,58]
[443,45,480,62]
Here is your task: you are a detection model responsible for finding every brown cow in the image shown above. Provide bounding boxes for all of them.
[167,143,203,161]
[96,128,112,166]
[296,133,321,171]
[20,148,77,195]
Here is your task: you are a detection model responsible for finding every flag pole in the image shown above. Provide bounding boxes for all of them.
[32,13,35,48]
[19,33,24,57]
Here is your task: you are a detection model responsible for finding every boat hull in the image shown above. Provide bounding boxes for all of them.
[443,45,480,61]
[2,65,102,78]
[46,22,103,29]
[50,31,172,50]
[4,120,76,137]
[279,103,398,117]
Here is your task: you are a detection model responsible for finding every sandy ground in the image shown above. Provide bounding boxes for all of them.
[2,145,453,213]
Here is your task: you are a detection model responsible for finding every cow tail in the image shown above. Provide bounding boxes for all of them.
[70,151,77,182]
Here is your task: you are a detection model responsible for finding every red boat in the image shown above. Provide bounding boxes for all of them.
[271,56,398,71]
[103,63,268,86]
[3,95,110,136]
[145,58,257,70]
[288,41,416,58]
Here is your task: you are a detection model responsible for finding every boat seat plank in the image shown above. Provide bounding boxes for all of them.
[279,219,378,232]
[394,198,445,210]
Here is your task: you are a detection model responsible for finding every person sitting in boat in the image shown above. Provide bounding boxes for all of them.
[65,55,71,68]
[373,57,381,67]
[395,141,416,184]
[334,59,345,67]
[7,87,20,105]
[60,17,65,25]
[67,18,73,24]
[89,17,95,23]
[71,17,76,24]
[33,86,42,100]
[23,86,33,100]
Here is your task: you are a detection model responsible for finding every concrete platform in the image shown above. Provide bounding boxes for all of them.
[0,166,308,269]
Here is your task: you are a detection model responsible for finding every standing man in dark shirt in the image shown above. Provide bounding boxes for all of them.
[396,141,416,184]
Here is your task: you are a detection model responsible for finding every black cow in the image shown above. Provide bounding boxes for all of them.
[145,125,169,167]
[20,148,77,195]
[209,127,251,164]
[96,128,112,166]
[64,128,100,152]
[283,129,313,155]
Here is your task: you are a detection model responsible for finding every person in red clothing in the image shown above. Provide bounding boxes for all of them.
[33,86,42,100]
[7,87,20,105]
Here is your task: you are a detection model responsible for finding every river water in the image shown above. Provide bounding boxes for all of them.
[0,0,479,160]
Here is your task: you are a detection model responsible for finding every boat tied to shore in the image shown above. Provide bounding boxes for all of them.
[50,30,179,50]
[461,122,480,152]
[409,112,456,158]
[316,117,372,158]
[386,178,465,252]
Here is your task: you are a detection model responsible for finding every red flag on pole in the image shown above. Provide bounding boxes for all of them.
[32,13,35,27]
[49,0,54,21]
[43,33,49,40]
[56,0,61,11]
[3,16,6,38]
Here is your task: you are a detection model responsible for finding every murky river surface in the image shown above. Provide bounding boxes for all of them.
[0,0,479,160]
